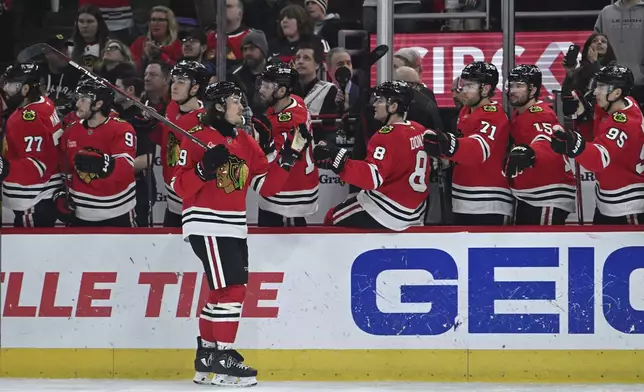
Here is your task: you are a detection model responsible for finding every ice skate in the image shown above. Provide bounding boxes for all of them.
[210,349,258,388]
[193,337,216,385]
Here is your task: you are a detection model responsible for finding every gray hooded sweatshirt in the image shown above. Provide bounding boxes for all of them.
[594,0,644,84]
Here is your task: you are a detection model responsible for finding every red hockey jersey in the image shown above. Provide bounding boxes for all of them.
[510,101,576,212]
[341,121,430,231]
[576,97,644,217]
[161,100,206,214]
[262,95,319,217]
[62,117,137,221]
[2,97,64,211]
[205,28,250,61]
[450,101,513,216]
[171,126,291,239]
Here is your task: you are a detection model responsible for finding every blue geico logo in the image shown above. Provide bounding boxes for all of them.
[350,247,644,336]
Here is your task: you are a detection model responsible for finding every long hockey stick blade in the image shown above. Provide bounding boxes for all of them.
[364,44,389,69]
[20,44,209,150]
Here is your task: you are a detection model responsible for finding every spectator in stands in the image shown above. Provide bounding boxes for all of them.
[362,0,421,33]
[71,4,110,72]
[114,72,156,227]
[78,0,134,44]
[594,0,644,105]
[233,30,269,113]
[327,47,361,116]
[269,4,329,66]
[293,41,337,118]
[178,29,216,78]
[393,48,423,78]
[130,6,180,71]
[97,39,137,83]
[43,33,82,118]
[444,0,486,31]
[243,0,290,42]
[142,60,171,113]
[306,0,341,49]
[563,33,616,99]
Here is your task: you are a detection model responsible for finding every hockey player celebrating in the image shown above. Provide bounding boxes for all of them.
[58,79,137,226]
[422,61,513,225]
[160,60,209,227]
[550,64,644,224]
[313,81,430,230]
[171,81,303,387]
[0,62,63,227]
[503,64,576,225]
[256,63,319,226]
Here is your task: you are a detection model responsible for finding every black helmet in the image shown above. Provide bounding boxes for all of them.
[204,81,243,104]
[508,64,543,99]
[259,64,298,94]
[374,81,413,113]
[594,64,634,97]
[171,60,209,90]
[2,62,41,86]
[461,61,499,87]
[76,78,115,113]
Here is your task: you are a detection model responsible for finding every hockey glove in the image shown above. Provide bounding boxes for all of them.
[74,149,115,178]
[313,141,349,174]
[0,156,9,182]
[423,129,458,157]
[502,144,536,179]
[196,144,230,181]
[551,126,585,158]
[278,143,300,171]
[53,190,75,224]
[292,123,313,149]
[251,114,275,155]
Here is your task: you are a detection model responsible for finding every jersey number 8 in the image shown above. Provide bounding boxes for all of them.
[373,147,428,193]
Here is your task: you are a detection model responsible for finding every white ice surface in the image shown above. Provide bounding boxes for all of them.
[0,380,643,392]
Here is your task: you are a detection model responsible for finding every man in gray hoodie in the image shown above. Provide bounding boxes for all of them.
[594,0,644,103]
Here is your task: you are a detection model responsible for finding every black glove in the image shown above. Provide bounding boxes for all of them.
[74,149,114,178]
[0,156,9,182]
[130,115,158,134]
[251,114,274,155]
[423,129,458,157]
[313,141,349,174]
[278,143,299,171]
[196,144,230,181]
[502,144,536,179]
[53,190,75,224]
[551,127,585,158]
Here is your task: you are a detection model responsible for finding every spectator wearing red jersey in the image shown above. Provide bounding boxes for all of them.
[269,4,329,67]
[78,0,133,44]
[130,6,180,71]
[203,0,251,64]
[70,5,111,73]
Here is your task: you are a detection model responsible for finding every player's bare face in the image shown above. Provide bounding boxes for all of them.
[507,81,530,107]
[76,96,93,120]
[2,82,22,99]
[258,81,277,105]
[594,83,611,109]
[171,76,192,102]
[224,95,244,126]
[372,96,389,122]
[459,80,483,106]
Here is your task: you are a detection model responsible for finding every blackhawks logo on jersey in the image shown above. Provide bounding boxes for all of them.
[278,112,292,122]
[482,105,497,112]
[76,147,102,184]
[22,110,36,121]
[166,132,181,168]
[188,124,203,134]
[529,105,544,113]
[613,112,627,123]
[378,125,394,134]
[216,155,249,194]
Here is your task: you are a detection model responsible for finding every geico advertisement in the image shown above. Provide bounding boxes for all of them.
[1,233,643,350]
[375,31,589,107]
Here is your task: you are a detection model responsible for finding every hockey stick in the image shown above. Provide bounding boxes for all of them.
[18,44,210,150]
[571,116,584,226]
[364,45,389,69]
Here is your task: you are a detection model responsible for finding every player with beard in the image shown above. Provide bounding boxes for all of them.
[256,63,318,226]
[0,62,63,227]
[58,78,137,226]
[551,64,644,224]
[171,81,303,387]
[313,81,430,230]
[423,61,513,225]
[503,64,576,225]
[160,60,209,227]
